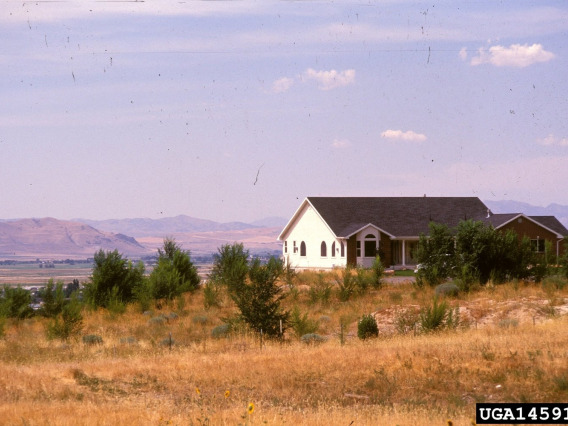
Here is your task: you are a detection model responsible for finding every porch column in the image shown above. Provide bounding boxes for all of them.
[402,240,406,266]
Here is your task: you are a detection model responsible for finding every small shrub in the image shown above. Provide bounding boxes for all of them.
[290,306,318,339]
[160,335,175,348]
[301,333,327,345]
[553,374,568,391]
[419,297,459,332]
[542,276,567,291]
[498,318,519,329]
[335,266,357,302]
[149,315,167,325]
[394,309,419,334]
[435,283,459,298]
[370,256,384,290]
[389,291,403,304]
[46,296,83,341]
[203,281,222,309]
[82,334,103,345]
[355,266,373,293]
[308,274,333,305]
[0,315,6,339]
[357,314,379,340]
[192,315,208,325]
[119,336,137,345]
[211,324,231,339]
[318,315,332,323]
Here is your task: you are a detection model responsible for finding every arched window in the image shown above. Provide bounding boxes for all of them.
[341,242,345,257]
[331,242,336,257]
[321,241,327,257]
[364,234,377,258]
[300,241,306,257]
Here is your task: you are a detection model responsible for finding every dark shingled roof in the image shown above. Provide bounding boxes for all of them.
[529,216,568,237]
[481,213,520,229]
[307,197,490,238]
[480,214,568,237]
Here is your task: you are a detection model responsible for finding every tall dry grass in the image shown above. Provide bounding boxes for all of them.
[1,272,567,425]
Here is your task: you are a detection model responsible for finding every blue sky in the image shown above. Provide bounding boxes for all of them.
[1,1,567,223]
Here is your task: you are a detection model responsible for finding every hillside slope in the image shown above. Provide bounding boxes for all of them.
[0,218,150,259]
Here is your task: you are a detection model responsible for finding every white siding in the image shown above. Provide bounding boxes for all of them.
[281,203,346,270]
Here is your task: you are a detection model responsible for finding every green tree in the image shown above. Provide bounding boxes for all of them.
[84,249,145,308]
[209,243,249,293]
[47,294,83,341]
[148,238,200,301]
[230,257,289,338]
[40,279,65,318]
[0,286,33,319]
[416,222,455,286]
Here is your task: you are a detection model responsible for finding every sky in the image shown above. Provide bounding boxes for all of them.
[1,1,567,223]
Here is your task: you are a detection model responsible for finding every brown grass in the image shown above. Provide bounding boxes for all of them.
[1,273,568,425]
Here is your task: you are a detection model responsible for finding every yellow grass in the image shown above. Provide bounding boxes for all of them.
[1,275,568,425]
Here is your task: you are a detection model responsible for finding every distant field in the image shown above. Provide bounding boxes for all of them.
[0,263,93,286]
[0,263,213,286]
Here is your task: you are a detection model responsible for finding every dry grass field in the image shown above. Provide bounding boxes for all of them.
[1,273,568,425]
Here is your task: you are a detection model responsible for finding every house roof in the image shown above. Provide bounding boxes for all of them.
[481,213,568,238]
[306,197,490,238]
[529,216,568,237]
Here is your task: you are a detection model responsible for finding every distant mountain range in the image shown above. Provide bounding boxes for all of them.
[74,215,262,238]
[0,215,288,259]
[1,201,566,260]
[484,200,568,228]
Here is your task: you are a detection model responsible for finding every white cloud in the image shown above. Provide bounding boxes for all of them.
[470,43,555,68]
[331,138,351,149]
[381,129,427,142]
[537,134,568,146]
[459,47,468,61]
[302,68,355,91]
[271,77,294,94]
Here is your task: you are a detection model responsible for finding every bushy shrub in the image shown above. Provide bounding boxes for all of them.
[40,279,65,318]
[394,309,419,334]
[203,281,222,309]
[497,318,519,329]
[335,266,357,302]
[435,283,459,298]
[289,306,318,339]
[119,336,137,345]
[46,295,83,341]
[0,286,33,319]
[192,315,208,325]
[160,335,175,348]
[419,298,460,332]
[211,324,231,339]
[370,256,384,289]
[301,333,327,345]
[82,334,103,345]
[357,314,379,340]
[85,249,145,308]
[308,273,333,305]
[148,238,200,302]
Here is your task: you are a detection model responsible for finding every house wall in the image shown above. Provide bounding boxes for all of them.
[281,203,347,270]
[498,217,564,257]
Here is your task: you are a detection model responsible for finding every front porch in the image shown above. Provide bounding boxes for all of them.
[390,239,419,268]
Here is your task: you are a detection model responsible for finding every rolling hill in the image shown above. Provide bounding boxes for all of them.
[0,218,150,259]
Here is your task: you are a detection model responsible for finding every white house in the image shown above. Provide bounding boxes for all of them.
[277,196,568,270]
